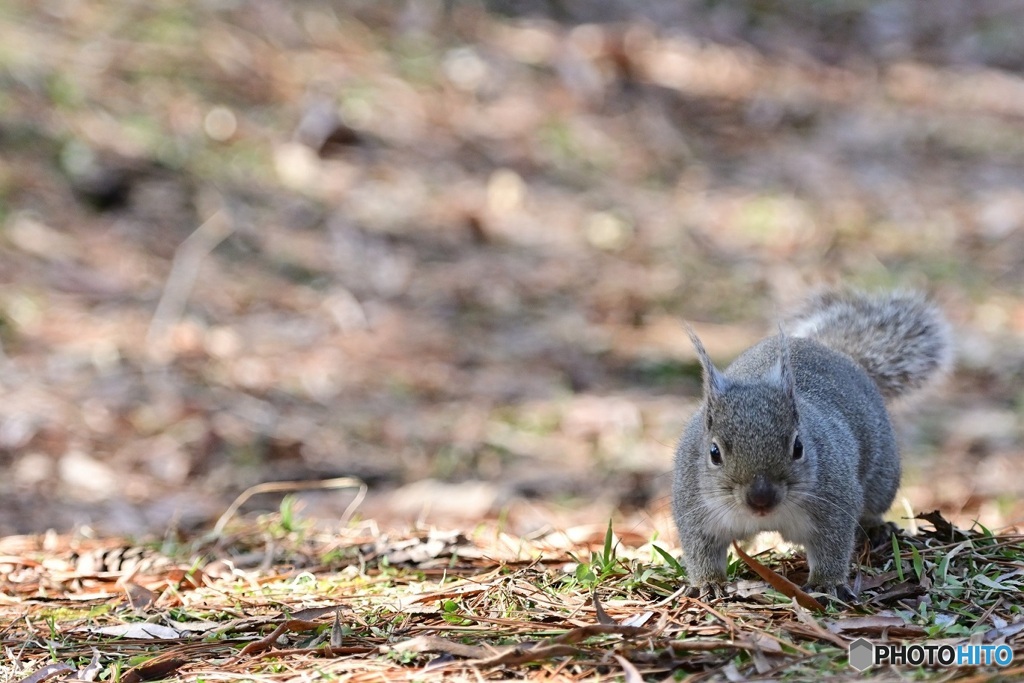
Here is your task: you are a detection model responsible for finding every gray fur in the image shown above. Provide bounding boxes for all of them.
[788,289,953,400]
[673,289,951,597]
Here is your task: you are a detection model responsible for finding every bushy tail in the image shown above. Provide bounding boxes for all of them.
[789,289,953,401]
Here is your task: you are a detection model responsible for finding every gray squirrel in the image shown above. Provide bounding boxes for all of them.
[672,289,952,600]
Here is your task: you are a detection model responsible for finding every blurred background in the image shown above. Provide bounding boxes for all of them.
[0,0,1022,539]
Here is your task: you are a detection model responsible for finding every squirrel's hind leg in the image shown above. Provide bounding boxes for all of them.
[856,511,897,548]
[858,514,900,550]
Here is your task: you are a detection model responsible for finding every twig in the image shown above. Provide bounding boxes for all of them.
[146,209,233,359]
[212,476,367,536]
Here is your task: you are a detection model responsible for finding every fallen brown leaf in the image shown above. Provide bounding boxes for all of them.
[15,663,75,683]
[121,656,189,683]
[732,541,825,612]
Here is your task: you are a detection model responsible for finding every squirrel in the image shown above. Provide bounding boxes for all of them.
[672,289,952,600]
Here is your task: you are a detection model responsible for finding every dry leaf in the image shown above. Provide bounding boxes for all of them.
[330,608,344,648]
[389,635,490,659]
[592,590,617,625]
[15,663,74,683]
[122,582,157,611]
[120,656,188,683]
[732,541,825,612]
[77,649,102,681]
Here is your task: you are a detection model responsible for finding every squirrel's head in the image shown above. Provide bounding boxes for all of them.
[687,327,812,519]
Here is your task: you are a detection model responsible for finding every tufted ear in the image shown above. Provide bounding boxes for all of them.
[774,326,799,414]
[686,324,728,403]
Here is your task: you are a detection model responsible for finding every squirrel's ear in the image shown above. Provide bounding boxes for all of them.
[774,327,797,406]
[686,324,727,400]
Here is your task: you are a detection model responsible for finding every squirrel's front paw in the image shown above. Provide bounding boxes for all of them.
[801,582,856,605]
[684,582,726,601]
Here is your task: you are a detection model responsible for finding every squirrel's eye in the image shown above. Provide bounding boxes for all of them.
[709,442,723,467]
[792,434,804,460]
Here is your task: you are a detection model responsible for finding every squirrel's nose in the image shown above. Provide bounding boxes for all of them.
[746,475,780,514]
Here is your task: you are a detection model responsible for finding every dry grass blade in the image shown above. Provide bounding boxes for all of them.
[787,604,849,649]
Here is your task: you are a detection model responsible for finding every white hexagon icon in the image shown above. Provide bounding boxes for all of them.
[848,638,874,671]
